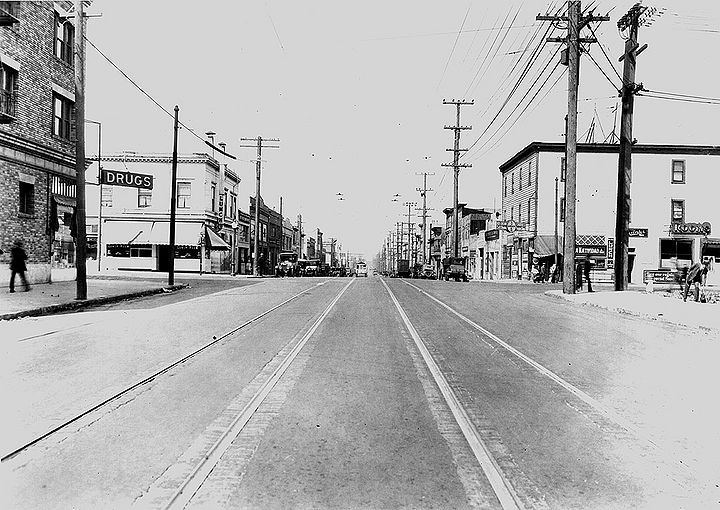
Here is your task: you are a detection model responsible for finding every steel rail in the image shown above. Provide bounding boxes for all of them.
[1,282,328,463]
[162,279,355,510]
[381,278,524,510]
[398,279,709,484]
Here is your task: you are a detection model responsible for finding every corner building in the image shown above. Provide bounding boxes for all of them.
[499,142,720,284]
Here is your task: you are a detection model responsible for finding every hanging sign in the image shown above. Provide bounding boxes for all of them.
[670,222,711,236]
[628,228,648,237]
[101,169,153,189]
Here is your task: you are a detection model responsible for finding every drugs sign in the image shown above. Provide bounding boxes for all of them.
[101,169,153,189]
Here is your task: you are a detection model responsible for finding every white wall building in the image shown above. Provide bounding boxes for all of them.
[499,142,720,284]
[85,153,241,274]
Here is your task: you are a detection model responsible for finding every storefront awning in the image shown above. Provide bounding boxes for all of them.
[205,227,230,250]
[147,222,202,246]
[534,235,564,257]
[102,221,146,245]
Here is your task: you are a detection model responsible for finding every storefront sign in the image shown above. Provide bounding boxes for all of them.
[484,229,500,241]
[643,270,678,284]
[670,222,711,236]
[628,228,648,237]
[575,245,607,257]
[101,169,153,189]
[496,220,529,234]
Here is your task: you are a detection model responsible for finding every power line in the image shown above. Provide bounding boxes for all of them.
[584,47,620,91]
[642,89,720,103]
[84,35,238,160]
[637,92,720,105]
[437,3,473,90]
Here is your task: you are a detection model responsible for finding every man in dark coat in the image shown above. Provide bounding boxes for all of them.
[683,260,709,302]
[9,239,30,292]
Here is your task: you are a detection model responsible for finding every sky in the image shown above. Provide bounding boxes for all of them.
[83,0,720,260]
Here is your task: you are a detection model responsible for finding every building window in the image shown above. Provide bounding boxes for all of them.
[671,199,685,223]
[101,186,113,207]
[54,12,74,65]
[107,245,130,257]
[230,194,237,219]
[19,181,34,215]
[1,63,17,119]
[177,182,191,208]
[660,239,693,268]
[560,157,566,181]
[138,188,151,208]
[528,161,532,187]
[518,166,523,191]
[211,183,216,211]
[527,199,532,223]
[560,198,566,222]
[52,93,73,140]
[510,206,514,222]
[511,172,515,194]
[503,176,507,197]
[224,189,229,217]
[671,160,685,184]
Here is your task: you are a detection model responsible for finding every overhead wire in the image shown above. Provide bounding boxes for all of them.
[437,3,473,90]
[463,7,516,96]
[84,35,238,160]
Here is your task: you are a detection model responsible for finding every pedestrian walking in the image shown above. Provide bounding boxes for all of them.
[550,262,557,283]
[9,239,30,293]
[683,259,709,302]
[584,255,594,292]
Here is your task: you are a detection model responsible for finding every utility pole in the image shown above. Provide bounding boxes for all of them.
[554,177,559,270]
[73,0,87,300]
[297,214,304,259]
[168,106,179,285]
[538,2,608,293]
[442,99,473,258]
[239,136,280,276]
[416,172,434,265]
[614,3,649,290]
[404,202,417,262]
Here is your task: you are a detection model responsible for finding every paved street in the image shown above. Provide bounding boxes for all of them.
[3,276,719,509]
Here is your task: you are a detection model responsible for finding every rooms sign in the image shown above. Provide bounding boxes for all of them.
[101,169,153,189]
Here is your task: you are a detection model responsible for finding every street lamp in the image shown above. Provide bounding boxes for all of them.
[85,119,101,272]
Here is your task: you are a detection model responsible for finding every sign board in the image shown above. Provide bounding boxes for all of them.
[101,169,153,189]
[575,245,607,257]
[643,270,678,284]
[628,228,648,237]
[670,222,711,236]
[607,238,614,269]
[484,229,500,241]
[496,220,530,234]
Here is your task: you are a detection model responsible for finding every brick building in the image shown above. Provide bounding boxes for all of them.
[1,1,87,286]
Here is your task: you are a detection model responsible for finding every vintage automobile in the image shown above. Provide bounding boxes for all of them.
[442,256,468,282]
[420,263,436,279]
[299,259,321,277]
[276,251,299,277]
[356,262,368,277]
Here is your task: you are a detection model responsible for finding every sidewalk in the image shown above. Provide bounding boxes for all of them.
[0,278,186,321]
[546,286,720,332]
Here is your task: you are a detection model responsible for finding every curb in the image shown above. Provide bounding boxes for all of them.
[0,284,188,321]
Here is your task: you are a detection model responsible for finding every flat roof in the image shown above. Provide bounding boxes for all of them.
[498,142,720,173]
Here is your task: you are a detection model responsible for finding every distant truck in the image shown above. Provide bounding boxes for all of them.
[442,256,468,282]
[356,262,368,277]
[276,251,299,277]
[397,259,411,278]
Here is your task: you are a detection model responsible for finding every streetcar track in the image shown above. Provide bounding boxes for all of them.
[159,278,354,510]
[1,281,332,463]
[381,278,525,510]
[397,279,710,484]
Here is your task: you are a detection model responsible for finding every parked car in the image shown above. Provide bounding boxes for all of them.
[276,251,299,277]
[421,264,436,279]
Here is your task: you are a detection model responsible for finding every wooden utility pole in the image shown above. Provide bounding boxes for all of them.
[538,2,608,294]
[297,214,304,259]
[239,136,279,276]
[168,106,179,285]
[416,172,434,265]
[404,202,417,261]
[614,3,648,290]
[442,100,473,258]
[73,0,87,300]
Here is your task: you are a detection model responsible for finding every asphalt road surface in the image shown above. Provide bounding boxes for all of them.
[3,276,718,509]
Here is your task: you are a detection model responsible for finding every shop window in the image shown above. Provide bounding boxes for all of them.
[671,160,685,184]
[107,245,130,257]
[177,182,191,208]
[52,93,73,140]
[511,172,515,194]
[19,181,34,215]
[660,239,692,268]
[176,246,199,259]
[671,199,685,223]
[138,188,151,208]
[130,245,152,257]
[54,11,74,65]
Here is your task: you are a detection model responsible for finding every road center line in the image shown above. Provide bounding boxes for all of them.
[381,278,523,510]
